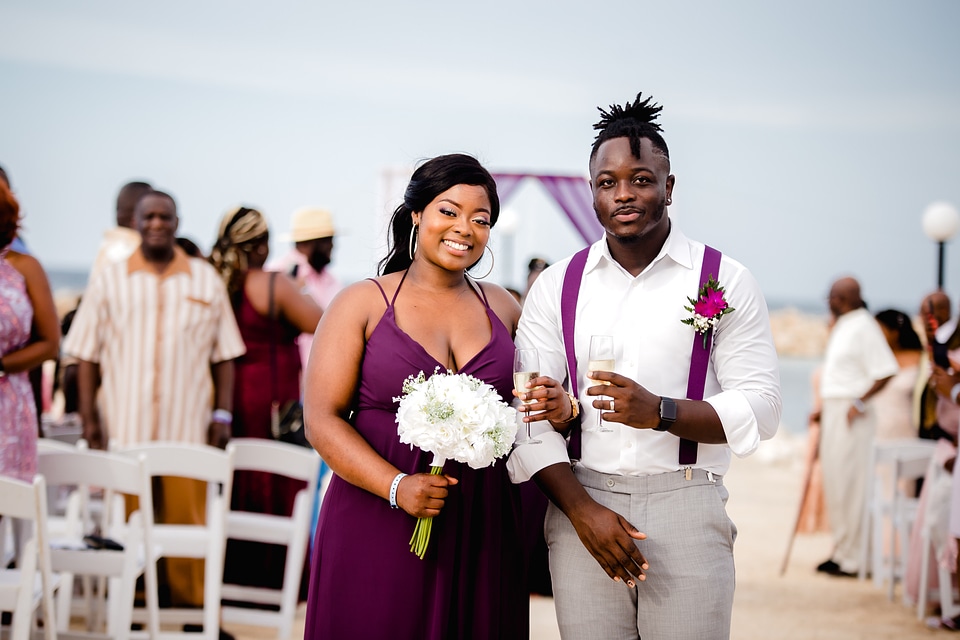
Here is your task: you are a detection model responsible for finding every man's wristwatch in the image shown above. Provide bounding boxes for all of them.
[654,396,677,432]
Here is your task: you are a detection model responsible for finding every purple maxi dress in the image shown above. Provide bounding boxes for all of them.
[304,275,528,640]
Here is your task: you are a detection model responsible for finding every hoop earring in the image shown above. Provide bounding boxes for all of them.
[408,224,418,261]
[472,245,495,280]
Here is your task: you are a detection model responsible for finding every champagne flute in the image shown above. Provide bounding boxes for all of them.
[588,335,615,433]
[513,347,542,445]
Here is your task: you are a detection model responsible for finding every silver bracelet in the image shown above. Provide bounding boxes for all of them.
[853,398,866,412]
[951,383,960,405]
[211,408,233,424]
[389,473,407,509]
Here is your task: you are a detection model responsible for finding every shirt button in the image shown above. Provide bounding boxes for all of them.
[605,478,615,488]
[626,441,634,449]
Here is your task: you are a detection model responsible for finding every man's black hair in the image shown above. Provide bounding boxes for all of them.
[590,93,670,163]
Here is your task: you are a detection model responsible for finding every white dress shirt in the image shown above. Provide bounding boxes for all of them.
[507,227,781,481]
[819,307,898,399]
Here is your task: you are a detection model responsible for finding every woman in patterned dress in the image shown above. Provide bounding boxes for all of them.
[0,178,60,481]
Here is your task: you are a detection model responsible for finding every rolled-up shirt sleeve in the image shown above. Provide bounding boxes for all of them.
[507,264,574,483]
[706,265,782,457]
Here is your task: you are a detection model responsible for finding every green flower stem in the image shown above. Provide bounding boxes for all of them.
[409,464,444,559]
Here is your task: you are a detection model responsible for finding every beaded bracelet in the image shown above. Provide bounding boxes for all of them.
[211,409,233,424]
[389,473,407,509]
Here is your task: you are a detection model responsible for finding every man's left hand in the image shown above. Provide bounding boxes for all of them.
[584,371,660,430]
[207,421,231,449]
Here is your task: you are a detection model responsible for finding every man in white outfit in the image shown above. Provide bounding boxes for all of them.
[815,276,897,577]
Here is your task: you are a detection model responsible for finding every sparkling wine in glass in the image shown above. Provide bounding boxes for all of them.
[588,335,615,433]
[513,347,541,445]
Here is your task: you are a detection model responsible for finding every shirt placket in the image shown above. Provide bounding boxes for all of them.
[152,277,164,440]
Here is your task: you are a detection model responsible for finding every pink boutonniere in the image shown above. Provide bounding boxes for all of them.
[681,275,735,348]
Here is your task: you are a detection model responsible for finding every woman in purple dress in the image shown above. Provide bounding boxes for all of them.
[303,154,530,639]
[0,178,59,481]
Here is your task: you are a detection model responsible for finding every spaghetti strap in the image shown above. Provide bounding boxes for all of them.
[390,269,411,307]
[468,277,491,308]
[366,278,390,307]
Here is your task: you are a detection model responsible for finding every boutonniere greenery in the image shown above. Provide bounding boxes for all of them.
[681,275,735,348]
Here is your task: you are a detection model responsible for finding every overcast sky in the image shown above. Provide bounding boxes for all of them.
[1,0,958,313]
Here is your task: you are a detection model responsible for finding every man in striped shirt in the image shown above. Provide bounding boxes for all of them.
[63,190,245,609]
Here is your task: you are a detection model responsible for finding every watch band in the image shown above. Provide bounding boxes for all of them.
[655,396,677,432]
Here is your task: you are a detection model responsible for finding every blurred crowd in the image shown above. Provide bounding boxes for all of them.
[796,275,960,631]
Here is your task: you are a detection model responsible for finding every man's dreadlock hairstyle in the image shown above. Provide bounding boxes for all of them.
[590,93,669,164]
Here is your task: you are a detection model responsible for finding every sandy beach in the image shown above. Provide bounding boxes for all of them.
[228,432,950,639]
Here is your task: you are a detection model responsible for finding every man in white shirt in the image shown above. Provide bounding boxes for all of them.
[507,93,781,639]
[814,277,897,577]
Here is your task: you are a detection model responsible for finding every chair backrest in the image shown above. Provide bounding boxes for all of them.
[227,438,320,485]
[117,441,234,489]
[0,475,57,640]
[37,447,151,535]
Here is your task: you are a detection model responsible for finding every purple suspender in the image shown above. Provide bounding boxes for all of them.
[561,248,590,460]
[560,245,722,466]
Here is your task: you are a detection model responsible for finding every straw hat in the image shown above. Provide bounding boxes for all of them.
[289,207,335,242]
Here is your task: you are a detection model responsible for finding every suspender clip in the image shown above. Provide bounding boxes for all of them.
[684,467,692,481]
[707,470,715,483]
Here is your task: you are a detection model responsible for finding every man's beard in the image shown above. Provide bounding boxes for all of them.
[596,199,667,244]
[308,251,331,273]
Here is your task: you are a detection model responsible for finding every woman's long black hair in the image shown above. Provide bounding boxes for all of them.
[378,153,500,276]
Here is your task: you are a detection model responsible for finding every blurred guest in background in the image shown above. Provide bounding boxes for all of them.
[267,207,341,374]
[523,256,549,303]
[872,309,924,441]
[815,277,898,577]
[63,190,245,615]
[209,205,322,593]
[90,180,153,279]
[176,236,205,259]
[0,179,59,480]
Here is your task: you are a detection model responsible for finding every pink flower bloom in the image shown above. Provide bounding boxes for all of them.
[694,289,728,318]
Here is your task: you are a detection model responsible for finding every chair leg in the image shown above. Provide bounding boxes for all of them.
[918,532,931,620]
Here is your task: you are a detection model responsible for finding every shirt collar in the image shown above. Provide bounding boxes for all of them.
[127,245,192,279]
[584,223,695,278]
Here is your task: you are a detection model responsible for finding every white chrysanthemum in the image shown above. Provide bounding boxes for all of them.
[394,368,518,470]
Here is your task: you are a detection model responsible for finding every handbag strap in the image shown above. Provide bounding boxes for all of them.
[560,245,721,466]
[268,271,279,407]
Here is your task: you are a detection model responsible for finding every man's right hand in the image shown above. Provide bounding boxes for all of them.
[81,415,107,450]
[568,500,648,587]
[534,462,648,587]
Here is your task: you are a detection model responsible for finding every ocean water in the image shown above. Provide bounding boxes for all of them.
[46,267,817,436]
[777,356,819,436]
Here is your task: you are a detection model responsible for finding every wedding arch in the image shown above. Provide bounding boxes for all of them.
[491,173,603,245]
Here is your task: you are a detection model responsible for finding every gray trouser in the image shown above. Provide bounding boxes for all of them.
[546,467,737,640]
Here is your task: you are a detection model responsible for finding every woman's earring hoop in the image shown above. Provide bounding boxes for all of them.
[408,224,419,261]
[472,245,495,280]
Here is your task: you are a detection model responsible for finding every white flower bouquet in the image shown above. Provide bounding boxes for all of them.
[393,367,518,558]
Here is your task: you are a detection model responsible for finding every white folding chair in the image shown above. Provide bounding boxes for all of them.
[37,447,159,640]
[858,438,935,588]
[116,443,234,640]
[0,475,58,640]
[917,458,960,620]
[220,439,320,640]
[888,451,934,601]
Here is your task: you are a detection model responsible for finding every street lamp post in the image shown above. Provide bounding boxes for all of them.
[922,201,960,290]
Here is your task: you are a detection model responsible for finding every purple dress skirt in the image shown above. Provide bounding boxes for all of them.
[303,277,528,640]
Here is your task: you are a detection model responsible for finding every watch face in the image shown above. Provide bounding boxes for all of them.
[660,397,677,422]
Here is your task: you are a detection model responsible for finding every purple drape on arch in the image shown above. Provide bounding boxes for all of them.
[492,173,603,245]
